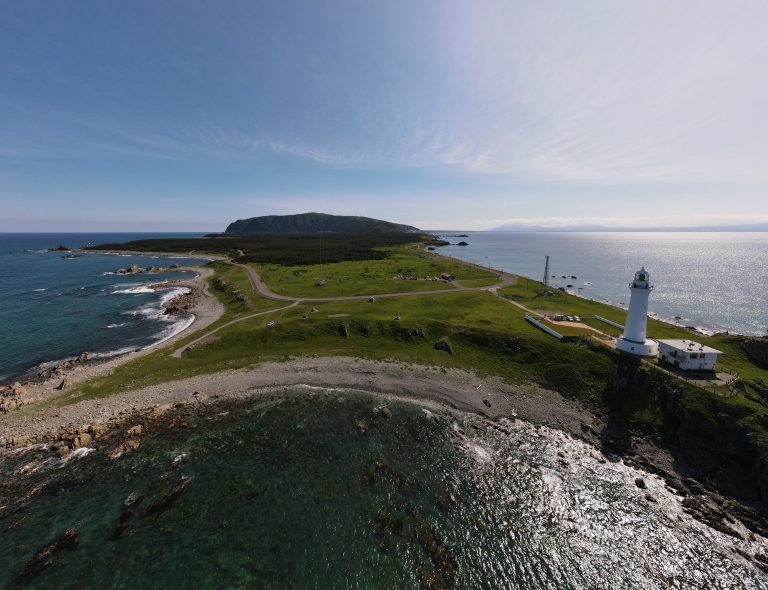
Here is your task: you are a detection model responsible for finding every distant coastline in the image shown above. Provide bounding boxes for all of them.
[485,224,768,232]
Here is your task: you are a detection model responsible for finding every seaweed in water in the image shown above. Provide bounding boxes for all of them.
[10,528,79,588]
[142,477,191,518]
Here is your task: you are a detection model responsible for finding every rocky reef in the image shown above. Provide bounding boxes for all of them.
[114,263,182,275]
[0,352,92,413]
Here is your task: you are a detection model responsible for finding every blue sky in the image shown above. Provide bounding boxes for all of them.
[1,0,767,231]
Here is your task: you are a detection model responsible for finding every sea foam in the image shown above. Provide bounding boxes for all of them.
[112,285,155,295]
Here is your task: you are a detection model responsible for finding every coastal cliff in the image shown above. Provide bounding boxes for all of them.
[607,359,768,512]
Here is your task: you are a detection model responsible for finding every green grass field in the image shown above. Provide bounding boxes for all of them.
[53,245,768,441]
[500,279,768,394]
[207,261,282,317]
[253,246,498,297]
[159,261,286,355]
[70,288,614,405]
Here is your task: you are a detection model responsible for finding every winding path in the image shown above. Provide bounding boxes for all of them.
[171,301,299,358]
[172,261,517,357]
[234,262,517,303]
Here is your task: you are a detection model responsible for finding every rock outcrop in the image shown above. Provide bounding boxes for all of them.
[743,337,768,370]
[36,352,91,382]
[0,382,28,413]
[607,359,768,512]
[162,290,196,315]
[115,263,181,275]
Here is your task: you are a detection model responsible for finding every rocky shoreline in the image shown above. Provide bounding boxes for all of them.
[2,355,768,569]
[113,263,188,275]
[0,267,223,413]
[149,280,200,315]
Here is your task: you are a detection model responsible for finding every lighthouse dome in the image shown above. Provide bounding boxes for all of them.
[635,268,649,282]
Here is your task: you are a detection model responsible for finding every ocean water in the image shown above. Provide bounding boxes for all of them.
[1,389,764,589]
[436,232,768,336]
[0,233,209,383]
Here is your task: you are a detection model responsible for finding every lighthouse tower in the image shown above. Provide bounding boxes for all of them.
[616,268,659,357]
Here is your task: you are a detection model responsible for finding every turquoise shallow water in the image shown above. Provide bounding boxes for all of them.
[0,233,208,383]
[1,389,764,589]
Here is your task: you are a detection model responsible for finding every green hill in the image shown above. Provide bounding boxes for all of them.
[224,212,419,234]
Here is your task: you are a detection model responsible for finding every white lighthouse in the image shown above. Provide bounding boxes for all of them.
[616,267,659,357]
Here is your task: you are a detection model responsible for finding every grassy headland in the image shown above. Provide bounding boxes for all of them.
[72,243,768,437]
[63,235,768,509]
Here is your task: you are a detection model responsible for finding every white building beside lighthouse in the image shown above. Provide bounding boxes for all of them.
[616,268,659,357]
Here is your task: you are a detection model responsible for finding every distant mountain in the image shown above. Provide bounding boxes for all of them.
[225,213,420,235]
[489,222,768,232]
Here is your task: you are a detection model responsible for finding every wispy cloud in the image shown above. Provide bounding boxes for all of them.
[2,0,768,229]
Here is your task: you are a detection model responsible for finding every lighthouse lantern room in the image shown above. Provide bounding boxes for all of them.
[616,267,659,357]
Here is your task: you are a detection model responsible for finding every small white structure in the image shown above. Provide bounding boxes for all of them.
[658,340,722,372]
[616,267,659,357]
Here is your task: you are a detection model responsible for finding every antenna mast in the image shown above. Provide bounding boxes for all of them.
[543,255,550,288]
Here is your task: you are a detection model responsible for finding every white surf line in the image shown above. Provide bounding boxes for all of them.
[171,301,300,358]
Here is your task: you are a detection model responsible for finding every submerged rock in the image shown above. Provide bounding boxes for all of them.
[143,477,191,518]
[124,493,142,507]
[114,494,144,539]
[11,528,79,587]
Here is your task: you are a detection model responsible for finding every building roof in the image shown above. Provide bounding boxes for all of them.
[657,339,722,354]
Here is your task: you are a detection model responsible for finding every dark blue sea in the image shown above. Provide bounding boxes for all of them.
[436,232,768,337]
[0,233,210,383]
